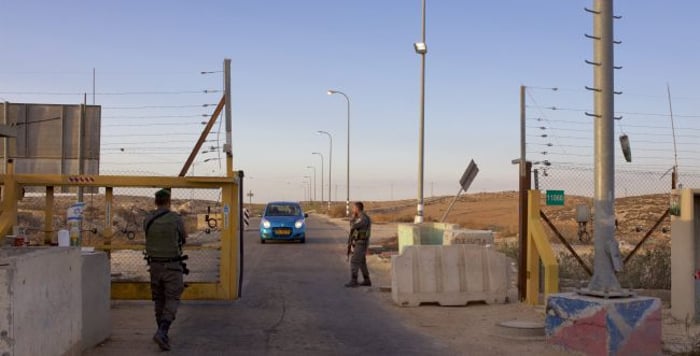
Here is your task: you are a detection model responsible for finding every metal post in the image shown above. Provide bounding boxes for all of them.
[415,0,427,224]
[516,84,529,301]
[92,68,96,105]
[3,101,8,174]
[520,86,526,178]
[518,162,531,301]
[313,152,324,206]
[328,90,350,216]
[78,94,86,202]
[307,166,316,202]
[317,131,333,210]
[345,96,350,217]
[585,0,624,295]
[440,187,463,223]
[224,58,233,178]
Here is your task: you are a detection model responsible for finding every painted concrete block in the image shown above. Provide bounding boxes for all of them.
[391,245,510,307]
[443,229,494,246]
[0,247,82,356]
[397,223,460,254]
[81,251,111,351]
[546,293,662,356]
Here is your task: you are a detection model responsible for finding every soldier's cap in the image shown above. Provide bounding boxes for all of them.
[155,188,171,199]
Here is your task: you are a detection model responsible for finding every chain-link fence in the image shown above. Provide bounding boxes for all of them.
[17,186,225,283]
[534,165,677,248]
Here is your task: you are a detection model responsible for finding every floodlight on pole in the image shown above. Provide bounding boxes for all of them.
[414,0,428,224]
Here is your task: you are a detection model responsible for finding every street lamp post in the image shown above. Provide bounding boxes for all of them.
[303,176,312,202]
[317,130,333,211]
[312,152,325,208]
[327,90,350,217]
[413,0,428,224]
[306,166,317,202]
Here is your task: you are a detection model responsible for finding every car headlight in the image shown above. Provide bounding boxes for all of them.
[261,219,271,229]
[295,220,304,229]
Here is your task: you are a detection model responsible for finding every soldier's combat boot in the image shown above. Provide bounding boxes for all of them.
[153,321,171,351]
[359,278,372,287]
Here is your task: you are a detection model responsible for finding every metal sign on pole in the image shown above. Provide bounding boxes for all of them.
[441,160,478,222]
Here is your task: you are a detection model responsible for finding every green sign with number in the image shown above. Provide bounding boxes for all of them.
[546,190,565,206]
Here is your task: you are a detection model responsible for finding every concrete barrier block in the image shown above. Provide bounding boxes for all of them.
[397,223,460,254]
[391,245,510,307]
[443,229,494,246]
[0,247,82,356]
[546,293,662,355]
[81,251,111,351]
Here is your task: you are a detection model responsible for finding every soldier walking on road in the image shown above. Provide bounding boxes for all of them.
[144,188,187,351]
[345,202,372,288]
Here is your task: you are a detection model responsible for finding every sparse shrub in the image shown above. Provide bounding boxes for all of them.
[496,242,519,261]
[618,246,671,290]
[328,204,346,218]
[557,245,671,290]
[557,251,593,287]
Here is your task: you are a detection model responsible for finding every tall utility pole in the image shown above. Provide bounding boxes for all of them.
[517,85,528,301]
[224,58,233,177]
[583,0,626,296]
[414,0,428,223]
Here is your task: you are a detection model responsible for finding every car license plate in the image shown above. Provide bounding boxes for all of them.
[275,228,292,236]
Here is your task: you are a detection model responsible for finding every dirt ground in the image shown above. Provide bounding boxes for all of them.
[329,216,700,354]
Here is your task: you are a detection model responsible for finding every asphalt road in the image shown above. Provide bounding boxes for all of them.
[86,215,452,355]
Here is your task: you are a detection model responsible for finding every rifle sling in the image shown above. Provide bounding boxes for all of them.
[145,210,171,235]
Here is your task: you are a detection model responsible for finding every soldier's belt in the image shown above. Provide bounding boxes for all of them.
[148,255,188,263]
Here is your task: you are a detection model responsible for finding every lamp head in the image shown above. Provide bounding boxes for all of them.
[414,42,427,54]
[327,90,337,95]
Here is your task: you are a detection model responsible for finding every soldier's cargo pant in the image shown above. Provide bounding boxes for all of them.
[350,240,370,281]
[149,261,185,324]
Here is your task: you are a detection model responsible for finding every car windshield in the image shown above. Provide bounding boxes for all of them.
[265,203,302,217]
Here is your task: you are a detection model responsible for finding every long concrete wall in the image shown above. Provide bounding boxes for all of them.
[0,248,82,356]
[391,245,511,307]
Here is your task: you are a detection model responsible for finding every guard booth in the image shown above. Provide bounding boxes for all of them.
[671,188,700,321]
[0,160,244,300]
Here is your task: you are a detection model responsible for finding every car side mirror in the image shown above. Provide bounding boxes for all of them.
[304,213,309,218]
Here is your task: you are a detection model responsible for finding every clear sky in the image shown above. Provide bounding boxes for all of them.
[1,1,699,203]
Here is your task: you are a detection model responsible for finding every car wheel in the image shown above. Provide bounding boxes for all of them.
[260,239,266,244]
[299,238,305,244]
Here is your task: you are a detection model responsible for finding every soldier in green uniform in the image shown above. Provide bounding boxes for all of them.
[144,188,186,351]
[345,201,372,287]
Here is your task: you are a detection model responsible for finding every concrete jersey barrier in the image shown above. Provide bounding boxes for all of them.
[391,245,512,307]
